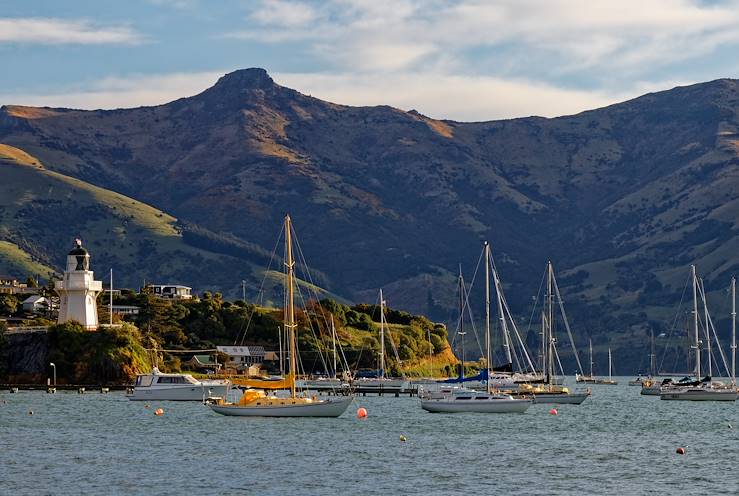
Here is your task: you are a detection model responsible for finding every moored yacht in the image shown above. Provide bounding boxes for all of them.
[420,385,532,413]
[128,367,230,401]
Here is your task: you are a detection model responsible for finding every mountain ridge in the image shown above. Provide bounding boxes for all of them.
[1,70,738,371]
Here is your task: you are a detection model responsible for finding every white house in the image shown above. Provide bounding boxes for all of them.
[216,346,266,368]
[22,295,47,313]
[144,284,192,300]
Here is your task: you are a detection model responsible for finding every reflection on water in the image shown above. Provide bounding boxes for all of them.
[2,380,739,495]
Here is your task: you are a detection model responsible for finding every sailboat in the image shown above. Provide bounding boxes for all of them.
[420,242,532,413]
[517,261,591,404]
[595,348,618,385]
[352,289,411,391]
[208,215,353,417]
[575,339,596,383]
[660,265,736,401]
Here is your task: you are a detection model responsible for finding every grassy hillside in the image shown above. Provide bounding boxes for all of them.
[0,143,264,295]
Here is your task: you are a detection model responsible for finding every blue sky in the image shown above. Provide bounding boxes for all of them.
[2,0,739,120]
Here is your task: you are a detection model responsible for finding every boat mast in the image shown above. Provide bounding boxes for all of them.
[379,288,386,380]
[458,267,466,380]
[700,277,712,377]
[331,315,337,378]
[650,329,656,377]
[608,348,612,381]
[692,265,701,380]
[546,261,554,385]
[109,268,113,326]
[732,276,736,387]
[484,242,491,393]
[589,339,594,379]
[285,214,297,399]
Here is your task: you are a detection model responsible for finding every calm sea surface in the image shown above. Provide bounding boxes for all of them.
[2,380,739,495]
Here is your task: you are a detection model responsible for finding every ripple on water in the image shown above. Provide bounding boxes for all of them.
[2,383,739,495]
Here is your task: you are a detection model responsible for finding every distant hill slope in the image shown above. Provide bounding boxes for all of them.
[1,70,738,372]
[0,143,269,294]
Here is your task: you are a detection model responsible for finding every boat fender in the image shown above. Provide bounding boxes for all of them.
[154,408,164,416]
[548,408,558,416]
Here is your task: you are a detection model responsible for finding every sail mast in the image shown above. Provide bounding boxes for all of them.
[484,242,491,393]
[732,276,736,387]
[331,316,337,378]
[608,348,612,381]
[589,339,594,379]
[692,265,701,380]
[109,268,113,326]
[285,215,297,399]
[700,278,712,377]
[650,329,656,377]
[458,267,466,380]
[379,288,386,380]
[546,261,554,384]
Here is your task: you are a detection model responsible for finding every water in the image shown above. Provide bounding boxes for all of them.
[2,380,739,495]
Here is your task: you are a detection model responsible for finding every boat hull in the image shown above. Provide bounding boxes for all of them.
[660,388,737,401]
[421,398,532,413]
[531,392,590,405]
[209,396,353,417]
[128,382,229,401]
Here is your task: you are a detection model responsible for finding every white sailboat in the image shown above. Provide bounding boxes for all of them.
[208,215,353,417]
[660,265,736,402]
[353,289,411,391]
[420,242,532,413]
[519,261,591,404]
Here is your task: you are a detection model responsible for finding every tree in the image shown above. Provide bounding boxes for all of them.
[26,276,38,288]
[0,295,18,316]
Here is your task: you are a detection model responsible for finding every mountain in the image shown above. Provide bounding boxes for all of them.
[1,69,738,371]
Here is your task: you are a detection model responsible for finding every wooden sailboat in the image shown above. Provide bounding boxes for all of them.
[208,215,353,417]
[420,242,532,413]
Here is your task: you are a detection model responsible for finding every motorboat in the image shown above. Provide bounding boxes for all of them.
[128,367,229,401]
[517,383,591,404]
[419,386,532,413]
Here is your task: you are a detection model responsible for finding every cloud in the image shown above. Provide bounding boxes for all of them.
[0,71,221,110]
[0,68,677,121]
[0,18,144,45]
[234,0,739,78]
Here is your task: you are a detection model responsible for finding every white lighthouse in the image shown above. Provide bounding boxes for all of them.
[55,239,103,330]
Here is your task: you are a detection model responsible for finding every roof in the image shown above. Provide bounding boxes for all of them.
[216,345,265,356]
[148,284,191,289]
[188,355,216,365]
[22,295,46,304]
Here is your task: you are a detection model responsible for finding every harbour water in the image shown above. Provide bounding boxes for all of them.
[2,380,739,495]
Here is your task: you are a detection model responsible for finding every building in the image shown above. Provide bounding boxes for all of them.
[216,345,266,369]
[184,354,222,372]
[21,295,47,313]
[55,239,103,330]
[144,284,192,300]
[111,305,140,316]
[0,276,39,295]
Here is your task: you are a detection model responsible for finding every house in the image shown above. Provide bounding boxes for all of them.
[0,276,38,295]
[22,295,48,313]
[144,284,193,300]
[111,305,140,316]
[184,354,222,372]
[216,345,266,369]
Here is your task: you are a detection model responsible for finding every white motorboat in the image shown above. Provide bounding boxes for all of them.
[128,367,229,401]
[352,377,411,391]
[420,386,532,413]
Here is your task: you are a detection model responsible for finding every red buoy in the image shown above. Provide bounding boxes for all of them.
[154,408,164,416]
[549,408,558,415]
[356,407,368,419]
[676,447,686,455]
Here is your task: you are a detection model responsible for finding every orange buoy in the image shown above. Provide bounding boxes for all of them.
[154,408,164,416]
[676,447,686,455]
[549,408,558,416]
[356,407,368,419]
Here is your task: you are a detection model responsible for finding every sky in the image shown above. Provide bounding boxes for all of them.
[1,0,739,121]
